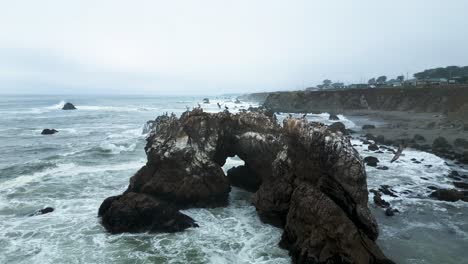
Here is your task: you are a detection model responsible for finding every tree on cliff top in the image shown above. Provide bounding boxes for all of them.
[414,66,468,79]
[376,76,387,84]
[323,79,332,86]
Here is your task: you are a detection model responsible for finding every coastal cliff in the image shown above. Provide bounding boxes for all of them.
[257,85,468,163]
[261,85,468,118]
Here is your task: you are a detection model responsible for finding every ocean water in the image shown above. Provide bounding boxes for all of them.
[0,95,466,263]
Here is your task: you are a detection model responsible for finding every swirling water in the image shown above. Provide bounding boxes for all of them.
[0,95,466,263]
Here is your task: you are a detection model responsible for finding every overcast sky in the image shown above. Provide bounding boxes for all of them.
[1,0,467,95]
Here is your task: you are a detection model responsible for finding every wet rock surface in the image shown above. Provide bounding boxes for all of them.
[29,207,54,216]
[329,113,340,120]
[99,108,393,264]
[62,102,76,110]
[41,129,58,135]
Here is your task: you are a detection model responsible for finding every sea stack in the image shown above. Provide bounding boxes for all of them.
[62,102,77,110]
[99,108,393,264]
[41,129,58,135]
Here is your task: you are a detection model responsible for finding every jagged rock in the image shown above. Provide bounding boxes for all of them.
[379,185,398,197]
[99,109,393,263]
[41,129,58,135]
[368,144,379,151]
[365,133,376,141]
[62,102,76,110]
[430,189,467,202]
[372,192,390,208]
[364,156,379,167]
[328,113,339,120]
[362,124,376,130]
[385,208,398,217]
[98,192,198,234]
[29,207,54,216]
[234,98,242,104]
[327,122,347,134]
[202,98,210,104]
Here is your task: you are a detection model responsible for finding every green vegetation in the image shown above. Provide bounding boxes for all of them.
[414,66,468,81]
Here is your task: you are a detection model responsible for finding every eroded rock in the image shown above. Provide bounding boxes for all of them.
[99,109,392,263]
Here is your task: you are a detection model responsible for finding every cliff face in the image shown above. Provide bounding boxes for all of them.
[262,86,468,115]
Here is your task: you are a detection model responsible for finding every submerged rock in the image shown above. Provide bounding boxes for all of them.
[430,189,468,202]
[368,143,379,151]
[364,156,379,167]
[328,113,339,120]
[62,102,76,110]
[385,208,399,217]
[29,207,54,216]
[362,124,376,130]
[41,129,58,135]
[99,109,393,263]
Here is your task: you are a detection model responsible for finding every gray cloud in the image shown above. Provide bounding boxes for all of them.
[0,0,467,95]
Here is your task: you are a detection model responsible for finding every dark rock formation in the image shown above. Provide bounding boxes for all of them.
[362,124,376,130]
[98,192,198,233]
[29,207,54,216]
[379,185,398,197]
[430,189,468,202]
[328,122,347,134]
[364,156,379,167]
[99,109,392,263]
[234,98,242,104]
[368,144,379,151]
[329,113,339,120]
[62,102,76,110]
[385,208,399,217]
[41,129,58,135]
[202,98,210,104]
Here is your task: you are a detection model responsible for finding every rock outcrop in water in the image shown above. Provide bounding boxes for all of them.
[41,129,58,135]
[99,108,393,264]
[62,102,77,110]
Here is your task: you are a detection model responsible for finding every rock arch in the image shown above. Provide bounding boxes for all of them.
[98,108,394,264]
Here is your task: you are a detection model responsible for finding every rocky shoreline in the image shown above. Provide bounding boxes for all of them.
[99,108,394,263]
[247,86,468,164]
